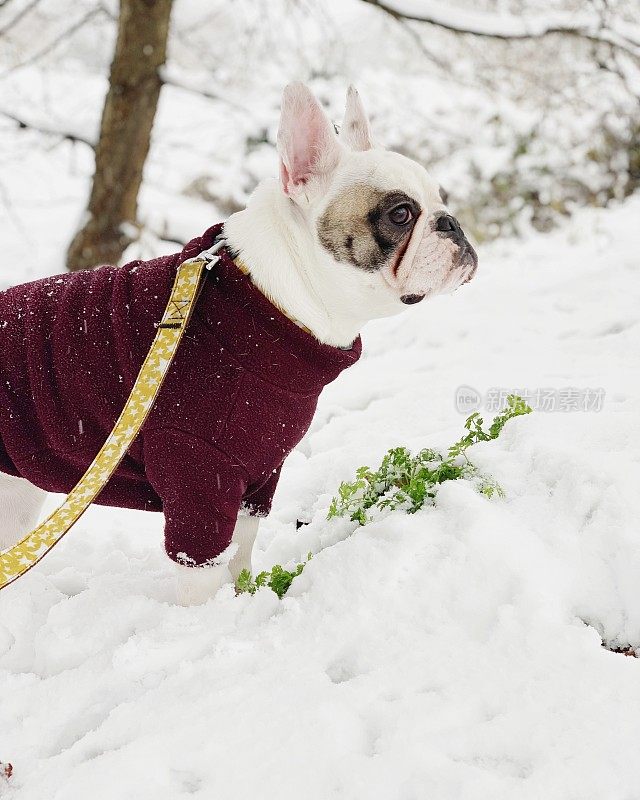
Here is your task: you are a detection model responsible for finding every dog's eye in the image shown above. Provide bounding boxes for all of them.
[388,205,413,225]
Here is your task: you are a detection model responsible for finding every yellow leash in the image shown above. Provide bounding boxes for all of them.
[0,245,220,591]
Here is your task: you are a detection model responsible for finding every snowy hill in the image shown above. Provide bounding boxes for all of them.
[1,194,640,799]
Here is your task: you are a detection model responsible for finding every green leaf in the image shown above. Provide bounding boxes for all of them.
[235,568,256,595]
[235,554,312,600]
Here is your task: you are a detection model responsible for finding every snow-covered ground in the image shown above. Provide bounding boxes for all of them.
[1,189,639,798]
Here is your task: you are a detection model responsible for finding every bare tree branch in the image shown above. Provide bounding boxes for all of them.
[0,0,42,37]
[159,67,254,115]
[360,0,640,58]
[0,106,94,147]
[385,9,450,70]
[0,5,109,80]
[156,232,186,248]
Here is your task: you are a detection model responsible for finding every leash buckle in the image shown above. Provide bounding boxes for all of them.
[184,238,225,270]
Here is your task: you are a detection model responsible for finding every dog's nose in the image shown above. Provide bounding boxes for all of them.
[401,294,425,305]
[435,214,460,235]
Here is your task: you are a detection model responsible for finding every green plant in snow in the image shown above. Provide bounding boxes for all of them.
[235,553,312,599]
[447,393,532,460]
[328,395,532,525]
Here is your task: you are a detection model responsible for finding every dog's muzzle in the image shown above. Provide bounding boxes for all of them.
[388,211,478,301]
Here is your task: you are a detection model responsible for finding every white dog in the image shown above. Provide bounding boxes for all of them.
[0,83,476,605]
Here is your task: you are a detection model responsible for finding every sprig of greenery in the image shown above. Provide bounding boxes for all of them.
[328,395,531,525]
[447,394,532,460]
[236,553,312,599]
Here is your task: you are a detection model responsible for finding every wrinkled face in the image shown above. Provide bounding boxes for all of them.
[277,83,477,307]
[315,151,477,304]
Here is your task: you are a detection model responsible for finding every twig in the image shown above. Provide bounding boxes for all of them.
[0,0,41,37]
[156,233,186,248]
[386,10,451,71]
[159,69,253,115]
[0,5,108,80]
[360,0,640,58]
[0,106,94,147]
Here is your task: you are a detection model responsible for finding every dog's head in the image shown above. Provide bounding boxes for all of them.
[277,83,477,306]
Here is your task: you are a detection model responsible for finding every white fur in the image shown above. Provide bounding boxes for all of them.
[224,179,402,347]
[174,515,259,605]
[227,515,259,582]
[0,472,47,552]
[175,562,231,606]
[339,85,374,152]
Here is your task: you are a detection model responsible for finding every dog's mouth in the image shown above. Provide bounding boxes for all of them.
[400,293,425,304]
[393,238,423,304]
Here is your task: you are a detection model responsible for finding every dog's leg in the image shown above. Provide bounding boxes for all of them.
[228,515,260,582]
[0,473,48,551]
[172,516,259,605]
[174,562,232,606]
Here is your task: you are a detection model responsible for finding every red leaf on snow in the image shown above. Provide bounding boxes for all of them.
[0,762,12,780]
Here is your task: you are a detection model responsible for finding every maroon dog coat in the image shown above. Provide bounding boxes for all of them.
[0,225,361,565]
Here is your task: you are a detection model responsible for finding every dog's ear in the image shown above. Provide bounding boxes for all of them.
[277,83,341,198]
[339,85,373,152]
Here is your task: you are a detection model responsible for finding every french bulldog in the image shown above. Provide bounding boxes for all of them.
[0,83,476,605]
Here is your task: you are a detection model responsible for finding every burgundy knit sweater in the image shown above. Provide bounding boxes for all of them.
[0,225,361,565]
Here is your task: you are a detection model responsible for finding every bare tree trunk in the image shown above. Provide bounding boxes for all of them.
[66,0,173,271]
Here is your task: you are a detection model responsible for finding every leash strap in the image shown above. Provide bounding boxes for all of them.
[0,244,222,591]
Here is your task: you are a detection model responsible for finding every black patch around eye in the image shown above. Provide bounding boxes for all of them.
[316,184,421,273]
[367,191,420,260]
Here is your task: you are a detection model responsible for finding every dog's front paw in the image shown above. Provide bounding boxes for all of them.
[174,562,232,606]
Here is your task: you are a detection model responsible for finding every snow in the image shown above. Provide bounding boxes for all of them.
[1,193,640,797]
